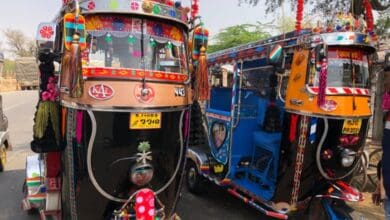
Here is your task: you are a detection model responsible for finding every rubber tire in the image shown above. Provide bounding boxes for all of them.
[186,161,204,194]
[0,144,6,172]
[349,155,368,192]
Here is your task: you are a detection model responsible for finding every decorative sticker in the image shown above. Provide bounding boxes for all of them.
[36,23,56,42]
[134,84,155,103]
[208,118,231,165]
[88,84,115,100]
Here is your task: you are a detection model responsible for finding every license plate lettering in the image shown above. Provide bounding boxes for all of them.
[130,113,161,129]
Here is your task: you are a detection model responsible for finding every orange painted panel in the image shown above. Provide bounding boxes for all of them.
[285,48,371,117]
[60,81,192,109]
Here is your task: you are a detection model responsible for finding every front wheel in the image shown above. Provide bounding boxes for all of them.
[186,161,204,194]
[0,144,6,172]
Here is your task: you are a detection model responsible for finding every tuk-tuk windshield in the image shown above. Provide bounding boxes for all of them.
[311,48,369,88]
[84,16,188,74]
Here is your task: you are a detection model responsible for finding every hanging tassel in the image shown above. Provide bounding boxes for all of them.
[70,34,84,98]
[76,110,83,144]
[295,0,304,34]
[317,58,327,107]
[196,46,210,101]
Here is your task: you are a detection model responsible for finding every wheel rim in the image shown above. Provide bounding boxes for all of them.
[187,167,197,187]
[1,145,6,167]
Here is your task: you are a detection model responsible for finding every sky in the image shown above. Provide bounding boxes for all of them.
[0,0,274,57]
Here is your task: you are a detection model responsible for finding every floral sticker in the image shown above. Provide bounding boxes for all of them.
[39,26,54,39]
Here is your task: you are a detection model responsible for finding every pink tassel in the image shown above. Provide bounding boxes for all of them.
[317,58,328,107]
[76,110,83,144]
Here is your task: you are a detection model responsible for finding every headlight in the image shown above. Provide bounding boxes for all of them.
[130,163,154,186]
[340,148,355,167]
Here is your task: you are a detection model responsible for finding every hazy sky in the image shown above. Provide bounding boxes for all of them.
[0,0,273,54]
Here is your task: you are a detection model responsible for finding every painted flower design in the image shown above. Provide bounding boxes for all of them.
[88,1,96,10]
[169,27,182,41]
[39,26,54,39]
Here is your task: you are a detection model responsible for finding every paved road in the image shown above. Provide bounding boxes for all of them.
[0,91,381,220]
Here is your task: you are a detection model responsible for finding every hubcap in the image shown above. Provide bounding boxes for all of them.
[188,167,197,186]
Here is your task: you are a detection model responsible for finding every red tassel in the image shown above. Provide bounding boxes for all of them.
[317,58,328,107]
[196,46,210,101]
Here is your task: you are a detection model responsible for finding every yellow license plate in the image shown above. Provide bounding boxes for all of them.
[130,113,161,129]
[342,119,362,134]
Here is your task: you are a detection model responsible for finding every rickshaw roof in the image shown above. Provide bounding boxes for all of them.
[208,29,376,66]
[57,0,189,29]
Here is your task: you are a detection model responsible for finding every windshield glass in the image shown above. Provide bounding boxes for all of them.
[83,15,188,74]
[309,48,369,88]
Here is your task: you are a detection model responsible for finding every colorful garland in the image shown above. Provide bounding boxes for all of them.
[363,0,374,34]
[317,58,328,107]
[295,0,304,33]
[191,0,199,20]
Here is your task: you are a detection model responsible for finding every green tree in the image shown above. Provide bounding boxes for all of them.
[238,0,389,14]
[3,29,36,57]
[375,12,390,37]
[208,24,271,53]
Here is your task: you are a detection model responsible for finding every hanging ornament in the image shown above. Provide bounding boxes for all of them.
[363,0,374,33]
[105,33,113,43]
[166,41,173,49]
[149,38,156,48]
[128,35,136,45]
[196,46,210,101]
[153,5,161,14]
[191,0,199,20]
[317,58,328,108]
[295,0,304,33]
[174,1,181,9]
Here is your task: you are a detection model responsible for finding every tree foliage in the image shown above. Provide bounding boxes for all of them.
[208,24,271,53]
[3,29,36,57]
[238,0,390,15]
[375,12,390,37]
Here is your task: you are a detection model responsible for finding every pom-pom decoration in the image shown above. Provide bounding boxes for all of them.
[363,0,374,33]
[295,0,304,33]
[191,0,199,20]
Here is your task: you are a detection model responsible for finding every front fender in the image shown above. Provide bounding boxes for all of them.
[186,146,210,173]
[0,131,11,150]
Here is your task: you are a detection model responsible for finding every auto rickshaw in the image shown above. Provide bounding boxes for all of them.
[0,94,11,172]
[186,10,377,220]
[22,0,201,219]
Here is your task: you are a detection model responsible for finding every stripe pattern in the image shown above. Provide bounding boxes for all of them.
[307,86,370,96]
